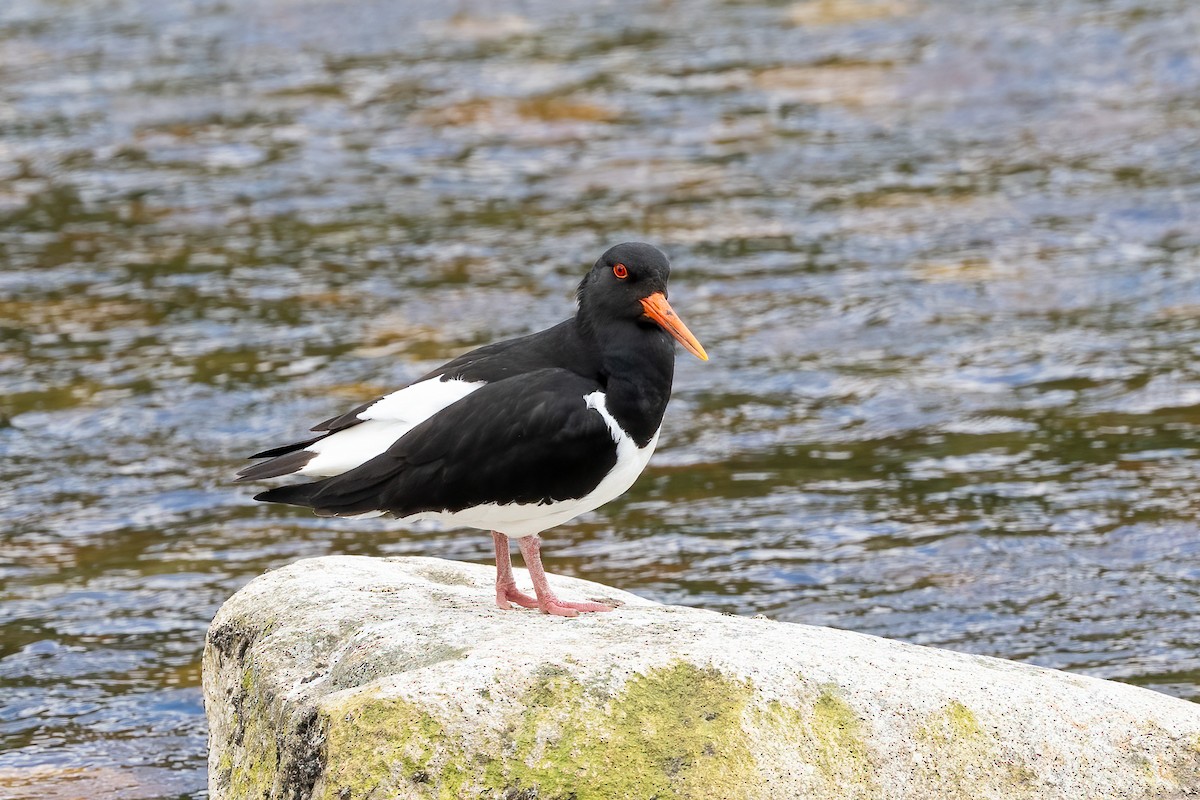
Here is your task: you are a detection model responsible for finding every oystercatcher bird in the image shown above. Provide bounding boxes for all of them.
[237,242,707,616]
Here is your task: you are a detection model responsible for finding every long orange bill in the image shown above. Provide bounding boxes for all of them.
[639,292,709,361]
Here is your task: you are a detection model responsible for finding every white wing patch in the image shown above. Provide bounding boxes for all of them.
[300,377,484,477]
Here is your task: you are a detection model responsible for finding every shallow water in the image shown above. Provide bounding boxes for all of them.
[2,0,1200,796]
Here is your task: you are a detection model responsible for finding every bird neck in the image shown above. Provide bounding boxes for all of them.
[580,317,675,447]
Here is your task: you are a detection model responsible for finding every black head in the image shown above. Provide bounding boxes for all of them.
[577,241,707,361]
[577,242,672,318]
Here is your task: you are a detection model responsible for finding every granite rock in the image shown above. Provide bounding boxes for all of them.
[203,555,1200,799]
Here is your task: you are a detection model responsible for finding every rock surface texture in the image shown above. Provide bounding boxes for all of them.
[203,556,1200,799]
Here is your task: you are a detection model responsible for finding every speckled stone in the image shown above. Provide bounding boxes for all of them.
[203,555,1200,800]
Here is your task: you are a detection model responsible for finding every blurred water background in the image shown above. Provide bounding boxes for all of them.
[2,0,1200,796]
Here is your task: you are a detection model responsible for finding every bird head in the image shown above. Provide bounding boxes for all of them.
[577,242,708,361]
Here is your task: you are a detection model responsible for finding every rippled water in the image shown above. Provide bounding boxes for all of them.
[3,0,1200,796]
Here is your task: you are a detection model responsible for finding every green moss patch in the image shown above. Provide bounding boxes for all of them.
[496,661,756,799]
[223,664,282,800]
[320,693,470,800]
[810,687,876,792]
[318,662,756,799]
[914,700,1035,798]
[754,686,879,798]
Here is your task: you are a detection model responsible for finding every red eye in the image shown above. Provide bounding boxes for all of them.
[613,263,628,279]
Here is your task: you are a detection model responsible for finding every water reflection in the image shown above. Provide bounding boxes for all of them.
[3,0,1200,796]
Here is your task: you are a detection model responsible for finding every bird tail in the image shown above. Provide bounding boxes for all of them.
[235,436,326,482]
[252,462,398,518]
[254,481,323,509]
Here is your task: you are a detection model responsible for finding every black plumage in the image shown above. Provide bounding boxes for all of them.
[238,242,708,616]
[256,369,618,516]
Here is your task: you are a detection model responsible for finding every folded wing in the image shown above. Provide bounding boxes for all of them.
[254,369,618,519]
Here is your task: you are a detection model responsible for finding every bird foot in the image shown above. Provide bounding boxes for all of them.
[495,582,539,610]
[537,596,616,617]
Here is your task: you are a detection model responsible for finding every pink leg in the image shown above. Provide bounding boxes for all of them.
[516,535,614,617]
[493,532,538,610]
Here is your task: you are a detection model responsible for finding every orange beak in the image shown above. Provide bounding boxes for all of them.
[640,292,709,361]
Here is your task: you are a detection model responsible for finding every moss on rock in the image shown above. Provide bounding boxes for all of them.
[225,664,282,799]
[320,692,471,800]
[914,700,1036,799]
[810,686,877,795]
[753,686,880,798]
[205,557,1200,800]
[317,661,756,799]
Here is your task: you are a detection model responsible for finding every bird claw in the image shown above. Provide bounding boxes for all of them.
[496,583,539,610]
[538,597,615,617]
[496,584,613,616]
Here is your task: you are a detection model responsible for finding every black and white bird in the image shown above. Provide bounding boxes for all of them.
[237,242,707,617]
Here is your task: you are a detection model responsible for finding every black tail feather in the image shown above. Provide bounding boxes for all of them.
[254,481,322,508]
[312,400,376,432]
[235,449,319,482]
[249,435,325,460]
[252,466,395,518]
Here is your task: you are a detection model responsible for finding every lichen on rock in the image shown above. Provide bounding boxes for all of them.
[203,556,1200,799]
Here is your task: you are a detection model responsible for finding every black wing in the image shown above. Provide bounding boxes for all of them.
[254,368,617,517]
[238,320,592,478]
